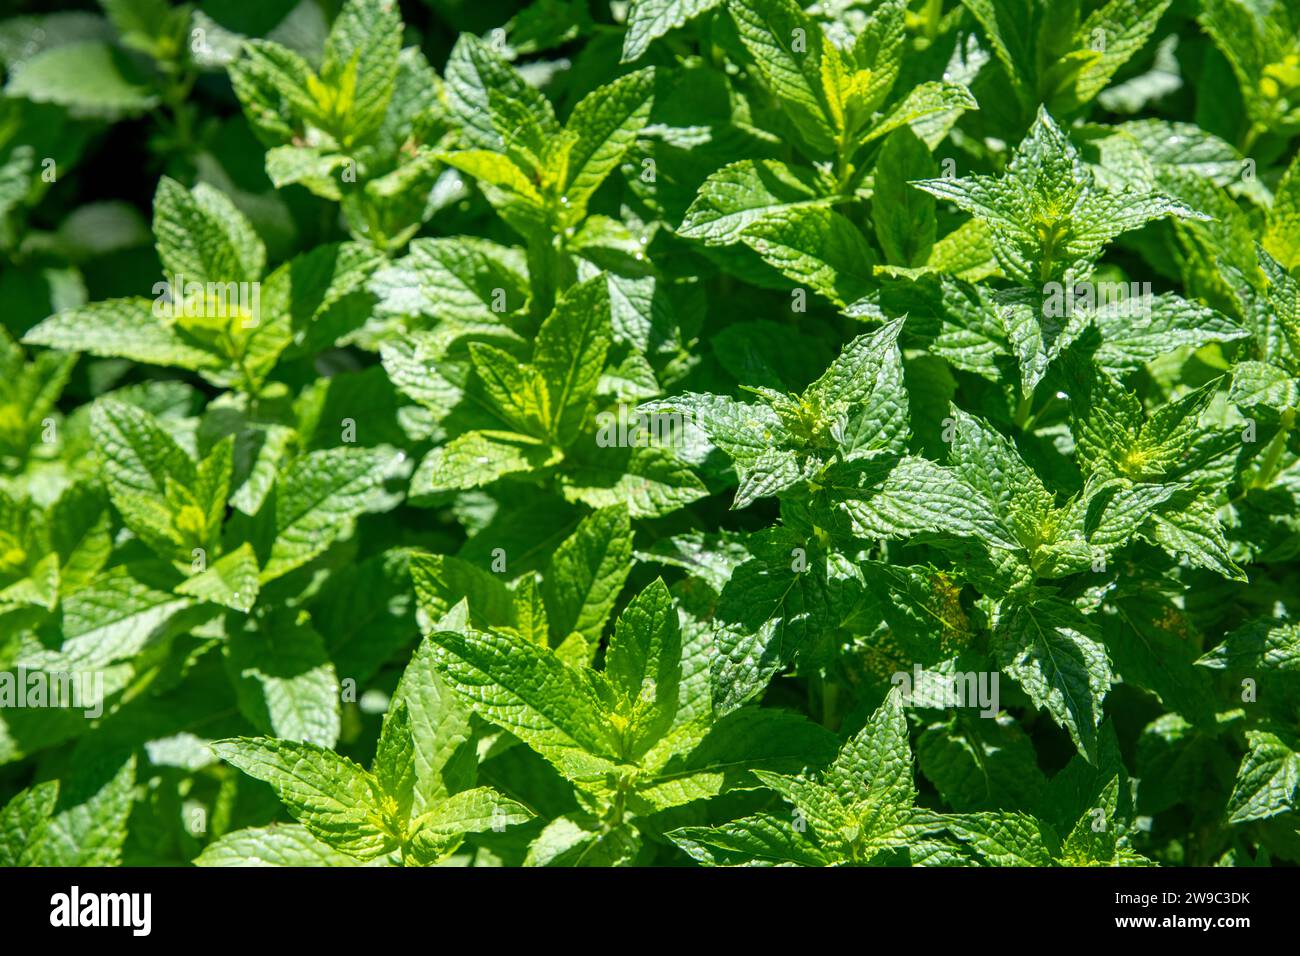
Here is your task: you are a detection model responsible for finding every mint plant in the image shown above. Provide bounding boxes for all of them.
[1,0,1299,870]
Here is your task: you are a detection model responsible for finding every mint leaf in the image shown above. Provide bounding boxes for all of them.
[623,0,723,62]
[210,737,393,859]
[541,505,632,649]
[994,598,1111,761]
[1226,732,1300,824]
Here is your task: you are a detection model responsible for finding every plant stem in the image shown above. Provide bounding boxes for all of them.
[924,0,943,40]
[821,681,840,730]
[834,133,853,193]
[1239,122,1264,157]
[1250,407,1296,489]
[1013,391,1034,430]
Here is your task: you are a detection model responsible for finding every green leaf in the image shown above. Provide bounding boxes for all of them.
[469,342,553,437]
[534,276,612,446]
[5,41,158,116]
[560,444,709,518]
[606,578,681,752]
[1231,361,1299,412]
[48,564,195,668]
[103,0,184,58]
[196,824,368,866]
[1260,247,1300,370]
[1145,494,1247,581]
[669,812,830,866]
[1057,799,1136,863]
[23,298,221,372]
[411,431,553,496]
[865,82,978,144]
[751,770,854,835]
[262,446,404,581]
[946,408,1049,547]
[994,598,1112,761]
[809,317,909,453]
[825,455,1019,550]
[319,0,403,140]
[1226,732,1299,824]
[411,552,516,630]
[0,780,58,866]
[176,542,261,612]
[91,399,198,558]
[229,39,321,140]
[372,237,528,324]
[373,701,416,821]
[943,811,1056,866]
[26,752,136,866]
[443,34,559,162]
[740,206,875,308]
[1058,0,1175,111]
[642,393,785,479]
[541,505,633,648]
[710,532,854,710]
[1091,293,1248,374]
[154,177,265,285]
[636,707,838,807]
[423,627,621,779]
[1196,0,1277,126]
[391,633,476,811]
[563,67,655,217]
[408,787,532,854]
[263,147,348,200]
[226,613,341,748]
[679,159,832,247]
[525,816,640,866]
[623,0,724,62]
[726,0,836,157]
[826,687,915,807]
[210,737,393,859]
[440,150,548,237]
[874,128,937,267]
[959,0,1034,95]
[1264,155,1300,271]
[1199,619,1300,677]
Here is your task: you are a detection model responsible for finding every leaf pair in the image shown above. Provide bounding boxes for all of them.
[915,108,1206,289]
[914,108,1227,397]
[230,0,402,149]
[413,276,609,493]
[647,317,908,509]
[418,567,838,864]
[670,691,948,865]
[728,0,972,162]
[24,178,383,393]
[208,633,530,866]
[676,1,977,307]
[946,775,1152,866]
[443,34,655,233]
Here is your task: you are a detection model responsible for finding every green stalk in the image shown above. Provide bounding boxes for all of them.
[821,681,840,731]
[1239,121,1265,157]
[1250,407,1296,489]
[527,231,577,319]
[1013,391,1035,430]
[924,0,943,40]
[834,132,854,194]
